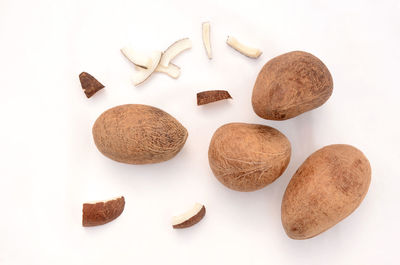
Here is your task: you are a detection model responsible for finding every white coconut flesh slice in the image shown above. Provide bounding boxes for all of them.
[125,50,180,79]
[131,51,162,86]
[156,63,181,79]
[121,47,151,69]
[226,36,262,59]
[160,38,192,67]
[202,22,212,59]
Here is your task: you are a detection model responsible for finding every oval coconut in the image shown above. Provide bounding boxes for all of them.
[281,144,371,239]
[92,104,188,164]
[208,123,291,192]
[252,51,333,120]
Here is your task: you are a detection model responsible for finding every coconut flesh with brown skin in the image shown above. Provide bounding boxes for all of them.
[208,123,291,192]
[252,51,333,120]
[82,196,125,227]
[92,104,188,165]
[172,203,206,229]
[281,144,371,239]
[197,90,232,105]
[79,72,104,98]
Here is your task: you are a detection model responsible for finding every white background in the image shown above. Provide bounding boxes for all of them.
[0,0,399,264]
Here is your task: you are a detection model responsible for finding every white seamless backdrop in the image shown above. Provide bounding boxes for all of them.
[0,0,399,264]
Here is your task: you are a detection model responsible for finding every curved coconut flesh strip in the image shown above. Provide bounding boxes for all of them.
[132,51,162,86]
[121,47,151,69]
[156,63,181,79]
[226,36,262,59]
[160,38,192,67]
[172,203,206,228]
[202,22,212,59]
[135,61,181,79]
[126,51,181,79]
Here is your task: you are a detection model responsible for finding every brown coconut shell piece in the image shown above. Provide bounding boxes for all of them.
[82,196,125,227]
[172,204,206,229]
[79,72,105,98]
[197,90,232,105]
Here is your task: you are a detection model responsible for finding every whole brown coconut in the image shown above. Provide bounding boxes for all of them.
[208,123,291,192]
[92,104,188,164]
[252,51,333,120]
[281,144,371,240]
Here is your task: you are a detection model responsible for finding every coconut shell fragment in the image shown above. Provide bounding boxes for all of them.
[197,90,232,105]
[82,196,125,227]
[172,203,206,229]
[79,72,105,98]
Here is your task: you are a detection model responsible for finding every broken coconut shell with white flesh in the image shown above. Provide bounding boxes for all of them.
[172,203,206,229]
